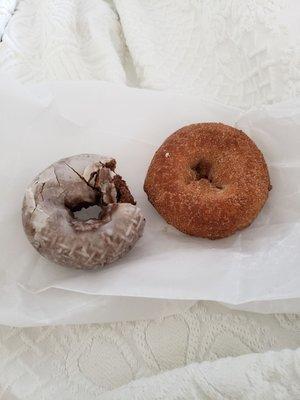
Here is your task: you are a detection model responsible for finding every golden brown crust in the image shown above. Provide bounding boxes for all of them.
[144,123,271,239]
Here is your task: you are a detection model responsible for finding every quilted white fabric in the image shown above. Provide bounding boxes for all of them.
[0,0,127,83]
[0,0,300,399]
[103,348,300,399]
[0,303,300,399]
[114,0,300,109]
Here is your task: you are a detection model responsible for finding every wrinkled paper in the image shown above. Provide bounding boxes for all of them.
[0,77,300,326]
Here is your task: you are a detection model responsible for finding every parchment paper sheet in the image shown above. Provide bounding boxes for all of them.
[0,78,299,326]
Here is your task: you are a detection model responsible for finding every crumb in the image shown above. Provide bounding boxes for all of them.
[113,175,136,205]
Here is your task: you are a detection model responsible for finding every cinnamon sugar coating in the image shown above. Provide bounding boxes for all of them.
[144,123,271,239]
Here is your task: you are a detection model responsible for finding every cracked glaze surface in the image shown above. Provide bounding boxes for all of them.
[22,154,145,270]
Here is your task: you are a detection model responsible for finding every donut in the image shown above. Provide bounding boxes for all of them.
[144,123,271,239]
[22,154,145,270]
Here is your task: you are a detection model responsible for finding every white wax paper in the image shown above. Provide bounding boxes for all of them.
[0,78,300,326]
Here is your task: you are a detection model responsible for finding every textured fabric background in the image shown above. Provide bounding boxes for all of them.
[102,349,300,399]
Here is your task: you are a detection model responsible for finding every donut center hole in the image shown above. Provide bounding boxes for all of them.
[192,161,212,181]
[192,161,223,190]
[71,203,102,221]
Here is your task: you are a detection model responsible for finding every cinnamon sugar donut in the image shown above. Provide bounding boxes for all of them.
[22,154,145,270]
[144,123,271,239]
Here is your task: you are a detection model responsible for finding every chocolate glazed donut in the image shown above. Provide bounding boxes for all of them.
[22,154,145,270]
[144,123,271,239]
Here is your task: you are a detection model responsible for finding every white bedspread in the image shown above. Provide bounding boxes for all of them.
[103,349,300,400]
[0,1,300,399]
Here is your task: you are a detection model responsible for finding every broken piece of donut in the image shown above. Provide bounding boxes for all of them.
[144,123,271,239]
[22,154,145,270]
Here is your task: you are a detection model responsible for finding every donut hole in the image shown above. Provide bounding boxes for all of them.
[73,204,102,221]
[192,160,212,181]
[191,161,223,190]
[67,201,102,222]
